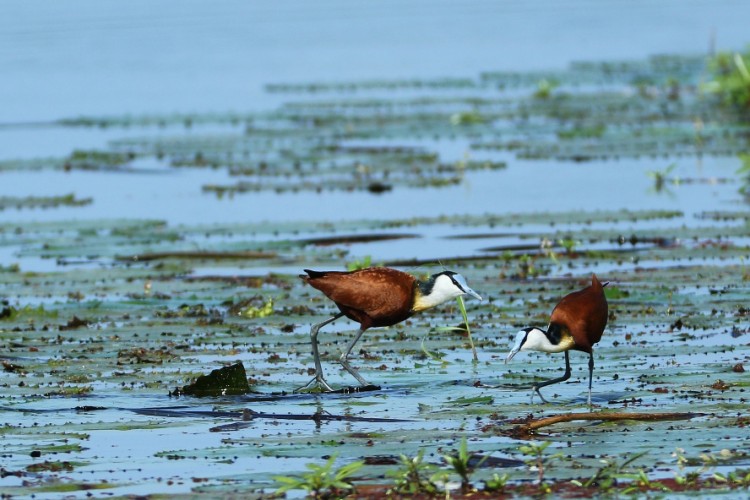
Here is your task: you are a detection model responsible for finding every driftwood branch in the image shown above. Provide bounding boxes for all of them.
[508,411,702,438]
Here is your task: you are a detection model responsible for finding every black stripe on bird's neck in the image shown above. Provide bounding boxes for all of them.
[415,274,436,299]
[416,271,456,298]
[546,323,564,345]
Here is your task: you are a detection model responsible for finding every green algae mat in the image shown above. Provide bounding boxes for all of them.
[2,51,750,498]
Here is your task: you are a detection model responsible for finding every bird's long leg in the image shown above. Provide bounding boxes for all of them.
[338,328,371,386]
[587,351,595,407]
[531,350,571,403]
[295,313,344,392]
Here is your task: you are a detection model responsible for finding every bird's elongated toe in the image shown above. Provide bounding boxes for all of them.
[294,373,334,393]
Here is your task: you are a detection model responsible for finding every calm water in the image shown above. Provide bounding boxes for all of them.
[2,0,749,123]
[1,0,748,260]
[1,5,750,497]
[2,1,749,222]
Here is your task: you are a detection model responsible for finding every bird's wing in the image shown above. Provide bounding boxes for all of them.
[309,268,413,317]
[550,285,607,350]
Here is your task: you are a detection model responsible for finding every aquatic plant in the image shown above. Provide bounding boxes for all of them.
[386,449,444,496]
[572,451,648,491]
[648,163,678,192]
[235,297,274,318]
[0,303,57,321]
[671,447,750,488]
[456,295,478,362]
[515,253,543,279]
[519,441,563,489]
[533,78,560,99]
[737,152,750,199]
[66,149,134,169]
[672,448,702,486]
[713,468,750,487]
[704,47,750,119]
[557,236,579,254]
[483,472,509,493]
[346,255,372,271]
[442,437,480,493]
[0,194,92,211]
[273,454,363,499]
[620,468,671,494]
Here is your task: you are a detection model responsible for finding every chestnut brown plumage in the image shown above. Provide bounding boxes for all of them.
[506,274,608,405]
[299,267,481,391]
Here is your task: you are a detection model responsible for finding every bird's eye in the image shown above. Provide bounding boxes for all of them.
[449,273,469,292]
[448,277,462,291]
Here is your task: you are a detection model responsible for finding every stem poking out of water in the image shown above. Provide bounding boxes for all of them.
[456,295,478,362]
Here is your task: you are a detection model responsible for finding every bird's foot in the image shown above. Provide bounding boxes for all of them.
[335,383,381,394]
[530,385,550,404]
[294,374,334,393]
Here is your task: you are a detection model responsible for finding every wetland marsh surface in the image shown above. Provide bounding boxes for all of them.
[2,1,750,498]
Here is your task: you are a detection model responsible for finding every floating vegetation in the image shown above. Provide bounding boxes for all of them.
[231,296,274,319]
[1,214,749,495]
[0,150,138,173]
[2,51,750,498]
[265,76,478,93]
[273,454,364,498]
[58,111,255,129]
[64,149,135,170]
[703,46,750,120]
[481,54,709,89]
[6,53,745,189]
[0,193,92,211]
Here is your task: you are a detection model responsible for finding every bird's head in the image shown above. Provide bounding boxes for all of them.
[505,324,575,363]
[413,270,482,311]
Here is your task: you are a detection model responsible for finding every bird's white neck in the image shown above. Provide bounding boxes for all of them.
[522,327,575,353]
[412,274,463,312]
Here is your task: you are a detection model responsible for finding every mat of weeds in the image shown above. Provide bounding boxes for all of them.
[2,51,750,497]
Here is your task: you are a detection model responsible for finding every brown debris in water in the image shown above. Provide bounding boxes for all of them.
[59,316,90,331]
[488,411,703,438]
[710,379,730,391]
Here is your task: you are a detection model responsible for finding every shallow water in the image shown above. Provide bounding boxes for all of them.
[0,155,743,226]
[2,1,750,498]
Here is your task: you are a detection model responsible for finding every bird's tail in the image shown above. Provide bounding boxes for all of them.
[593,273,610,288]
[300,269,327,280]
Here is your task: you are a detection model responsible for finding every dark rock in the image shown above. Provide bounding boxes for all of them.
[179,362,251,397]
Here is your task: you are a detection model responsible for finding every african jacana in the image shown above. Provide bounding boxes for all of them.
[299,267,482,391]
[505,274,608,405]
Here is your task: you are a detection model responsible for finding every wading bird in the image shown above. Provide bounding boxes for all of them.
[505,274,608,405]
[299,267,482,391]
